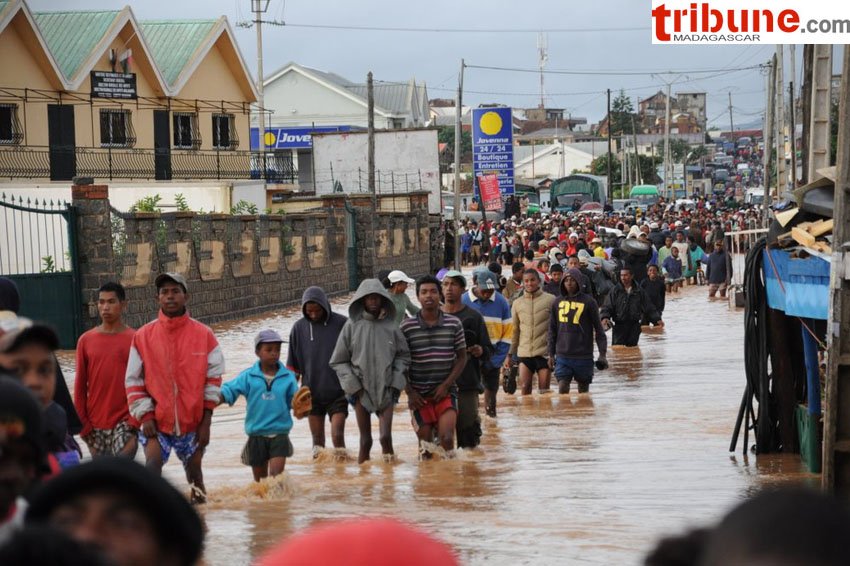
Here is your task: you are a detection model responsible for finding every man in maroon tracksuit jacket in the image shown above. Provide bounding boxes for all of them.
[547,268,608,394]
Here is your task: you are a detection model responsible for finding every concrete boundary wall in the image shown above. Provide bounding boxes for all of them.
[72,185,442,332]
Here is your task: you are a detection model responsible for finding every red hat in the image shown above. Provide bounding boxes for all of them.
[258,518,459,566]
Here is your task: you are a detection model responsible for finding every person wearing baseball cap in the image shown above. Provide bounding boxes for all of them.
[590,237,607,259]
[463,268,513,418]
[0,316,80,470]
[386,270,420,327]
[219,329,298,482]
[0,278,82,443]
[125,272,224,503]
[25,457,204,566]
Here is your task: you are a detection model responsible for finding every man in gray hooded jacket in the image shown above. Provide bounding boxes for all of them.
[330,279,410,464]
[287,286,349,459]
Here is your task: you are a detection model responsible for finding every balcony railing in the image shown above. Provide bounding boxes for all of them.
[0,145,298,183]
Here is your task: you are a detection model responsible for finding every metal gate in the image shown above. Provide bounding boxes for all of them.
[0,194,82,349]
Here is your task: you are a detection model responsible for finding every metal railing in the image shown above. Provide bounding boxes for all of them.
[0,145,298,183]
[725,228,769,288]
[0,193,73,275]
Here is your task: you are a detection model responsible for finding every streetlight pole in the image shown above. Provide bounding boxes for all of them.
[254,0,266,168]
[237,1,283,184]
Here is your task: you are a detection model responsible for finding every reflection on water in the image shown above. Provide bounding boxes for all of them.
[58,282,813,565]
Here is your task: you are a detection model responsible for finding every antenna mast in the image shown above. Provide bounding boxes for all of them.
[537,32,548,109]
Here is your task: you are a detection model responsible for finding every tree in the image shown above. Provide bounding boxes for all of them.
[687,144,708,163]
[591,154,621,187]
[638,154,662,184]
[609,89,638,136]
[656,138,693,163]
[438,126,472,163]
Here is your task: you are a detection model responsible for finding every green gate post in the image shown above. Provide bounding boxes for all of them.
[344,200,359,291]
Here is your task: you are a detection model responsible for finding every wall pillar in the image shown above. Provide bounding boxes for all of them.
[71,184,114,330]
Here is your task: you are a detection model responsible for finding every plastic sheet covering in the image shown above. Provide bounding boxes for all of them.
[763,249,830,320]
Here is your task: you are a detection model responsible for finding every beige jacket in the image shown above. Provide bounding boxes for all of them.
[509,289,556,358]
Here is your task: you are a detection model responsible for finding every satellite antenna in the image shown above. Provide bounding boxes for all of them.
[537,32,548,109]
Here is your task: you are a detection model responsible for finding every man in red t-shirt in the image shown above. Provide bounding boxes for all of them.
[75,282,137,457]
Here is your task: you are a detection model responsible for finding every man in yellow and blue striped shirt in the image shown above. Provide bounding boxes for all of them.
[462,268,513,418]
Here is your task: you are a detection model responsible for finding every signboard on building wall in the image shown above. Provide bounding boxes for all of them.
[472,107,514,195]
[250,126,354,150]
[90,71,137,99]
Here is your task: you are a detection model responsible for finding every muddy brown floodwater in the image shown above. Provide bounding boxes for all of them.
[59,275,816,565]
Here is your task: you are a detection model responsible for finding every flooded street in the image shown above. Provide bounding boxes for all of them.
[59,277,814,565]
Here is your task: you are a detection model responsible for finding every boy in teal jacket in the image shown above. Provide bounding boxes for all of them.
[220,329,298,481]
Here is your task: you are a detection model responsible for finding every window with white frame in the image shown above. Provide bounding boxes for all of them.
[212,113,238,150]
[99,109,135,148]
[173,112,200,149]
[0,103,23,145]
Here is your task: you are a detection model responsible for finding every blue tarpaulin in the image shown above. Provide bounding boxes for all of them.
[763,249,830,320]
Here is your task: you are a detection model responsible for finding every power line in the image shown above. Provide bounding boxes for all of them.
[465,63,766,77]
[282,22,649,33]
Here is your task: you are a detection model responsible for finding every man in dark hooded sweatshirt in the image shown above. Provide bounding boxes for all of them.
[287,286,349,460]
[548,269,608,394]
[330,279,410,464]
[601,267,663,347]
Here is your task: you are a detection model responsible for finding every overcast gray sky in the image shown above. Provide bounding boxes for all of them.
[29,0,807,129]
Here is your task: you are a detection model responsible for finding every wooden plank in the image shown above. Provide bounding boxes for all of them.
[778,230,794,240]
[810,219,834,237]
[792,226,816,247]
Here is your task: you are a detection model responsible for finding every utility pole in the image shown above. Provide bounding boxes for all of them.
[623,136,629,187]
[823,44,850,497]
[254,0,266,173]
[801,45,813,184]
[728,91,735,142]
[367,72,375,207]
[763,56,776,224]
[631,114,640,185]
[453,59,464,271]
[789,81,796,188]
[665,83,672,199]
[620,139,625,195]
[237,1,283,183]
[775,46,786,192]
[790,44,797,186]
[606,89,613,202]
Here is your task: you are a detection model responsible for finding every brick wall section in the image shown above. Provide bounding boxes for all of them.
[72,185,436,331]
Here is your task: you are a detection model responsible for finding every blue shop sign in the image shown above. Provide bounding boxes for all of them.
[471,107,514,195]
[250,126,353,150]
